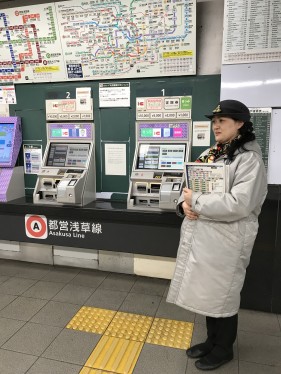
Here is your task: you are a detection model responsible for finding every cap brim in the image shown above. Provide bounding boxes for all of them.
[205,113,250,121]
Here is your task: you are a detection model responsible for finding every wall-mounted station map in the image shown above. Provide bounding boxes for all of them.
[0,3,66,83]
[0,0,196,83]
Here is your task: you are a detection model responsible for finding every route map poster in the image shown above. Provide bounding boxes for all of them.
[0,0,196,84]
[0,3,66,83]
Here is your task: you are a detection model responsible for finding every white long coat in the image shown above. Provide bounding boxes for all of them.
[167,141,268,317]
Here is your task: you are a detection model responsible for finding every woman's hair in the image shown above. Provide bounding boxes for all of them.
[227,120,256,161]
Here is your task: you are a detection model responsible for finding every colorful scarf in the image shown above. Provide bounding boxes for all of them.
[196,143,230,163]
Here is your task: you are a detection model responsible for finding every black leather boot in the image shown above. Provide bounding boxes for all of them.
[186,342,213,359]
[195,350,233,370]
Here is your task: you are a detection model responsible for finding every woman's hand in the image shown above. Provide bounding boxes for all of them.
[182,200,199,220]
[183,187,193,206]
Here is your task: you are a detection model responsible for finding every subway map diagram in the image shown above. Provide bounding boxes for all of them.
[0,3,66,83]
[0,0,196,84]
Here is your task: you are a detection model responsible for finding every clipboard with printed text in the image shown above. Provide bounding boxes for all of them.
[185,162,229,193]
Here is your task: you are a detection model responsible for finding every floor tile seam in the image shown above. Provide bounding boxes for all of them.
[1,330,61,358]
[70,270,110,286]
[51,283,98,303]
[0,275,11,284]
[0,275,39,289]
[238,329,281,338]
[95,275,139,294]
[25,278,68,287]
[0,294,19,311]
[22,288,66,301]
[0,314,29,323]
[0,319,29,349]
[0,291,34,298]
[28,356,83,374]
[239,358,281,367]
[4,294,50,305]
[0,346,39,359]
[22,356,42,374]
[37,297,83,308]
[12,272,53,281]
[118,291,163,311]
[70,279,108,291]
[3,277,41,295]
[41,278,81,284]
[29,325,66,359]
[28,320,70,328]
[127,289,167,297]
[0,273,18,278]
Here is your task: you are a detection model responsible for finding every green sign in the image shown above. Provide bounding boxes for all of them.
[140,128,153,137]
[181,96,192,110]
[51,129,62,137]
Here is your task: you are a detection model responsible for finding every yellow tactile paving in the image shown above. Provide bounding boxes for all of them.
[85,335,143,374]
[146,317,193,349]
[67,307,194,374]
[104,312,153,342]
[80,368,116,374]
[66,306,116,334]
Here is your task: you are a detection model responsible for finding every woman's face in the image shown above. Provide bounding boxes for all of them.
[212,116,243,144]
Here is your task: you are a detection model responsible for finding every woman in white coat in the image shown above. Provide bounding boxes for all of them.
[167,100,267,371]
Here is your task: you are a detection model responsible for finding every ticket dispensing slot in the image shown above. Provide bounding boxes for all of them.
[136,182,148,193]
[150,183,161,194]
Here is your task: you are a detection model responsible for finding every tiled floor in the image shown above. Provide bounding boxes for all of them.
[0,258,280,374]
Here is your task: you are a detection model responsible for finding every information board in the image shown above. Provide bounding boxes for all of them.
[0,0,196,83]
[136,96,192,120]
[250,108,271,170]
[223,0,281,64]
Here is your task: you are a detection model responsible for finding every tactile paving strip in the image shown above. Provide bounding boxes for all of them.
[146,317,193,349]
[80,368,116,374]
[104,312,153,342]
[66,306,116,334]
[84,335,143,374]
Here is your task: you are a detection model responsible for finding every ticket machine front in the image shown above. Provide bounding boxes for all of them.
[128,121,191,211]
[33,123,95,206]
[0,117,24,202]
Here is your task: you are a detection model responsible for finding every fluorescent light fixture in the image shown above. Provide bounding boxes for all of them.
[221,81,263,88]
[264,79,281,85]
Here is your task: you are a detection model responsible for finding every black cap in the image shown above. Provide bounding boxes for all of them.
[205,100,251,121]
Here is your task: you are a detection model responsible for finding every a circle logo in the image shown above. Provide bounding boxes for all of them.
[25,215,48,239]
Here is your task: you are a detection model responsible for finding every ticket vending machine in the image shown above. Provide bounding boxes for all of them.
[33,122,95,206]
[0,117,25,202]
[128,121,191,211]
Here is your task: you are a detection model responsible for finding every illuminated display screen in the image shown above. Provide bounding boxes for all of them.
[46,143,90,168]
[136,143,186,170]
[0,123,14,164]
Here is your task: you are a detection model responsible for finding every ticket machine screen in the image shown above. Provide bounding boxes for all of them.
[0,123,14,165]
[136,143,186,170]
[46,143,90,168]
